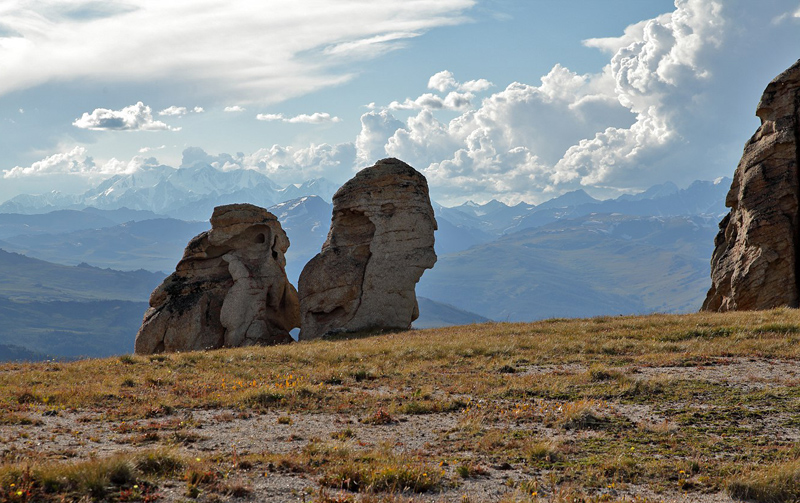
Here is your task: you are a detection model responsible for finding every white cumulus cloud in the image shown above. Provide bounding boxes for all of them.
[2,146,146,179]
[174,144,359,186]
[386,71,492,113]
[158,106,187,116]
[138,145,167,153]
[427,70,493,93]
[224,106,246,112]
[3,147,94,178]
[256,112,341,124]
[255,113,284,121]
[73,102,180,131]
[240,143,357,185]
[356,110,406,166]
[388,91,475,111]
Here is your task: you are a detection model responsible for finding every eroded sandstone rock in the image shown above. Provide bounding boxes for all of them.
[703,59,800,311]
[298,158,437,339]
[134,204,300,353]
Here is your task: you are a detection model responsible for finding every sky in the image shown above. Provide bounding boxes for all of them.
[1,0,799,206]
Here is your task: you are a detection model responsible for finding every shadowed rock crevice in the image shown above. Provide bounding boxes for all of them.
[703,59,800,312]
[134,204,300,354]
[298,158,437,340]
[304,209,375,330]
[794,92,800,299]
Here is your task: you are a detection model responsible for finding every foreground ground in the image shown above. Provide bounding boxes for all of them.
[3,310,800,502]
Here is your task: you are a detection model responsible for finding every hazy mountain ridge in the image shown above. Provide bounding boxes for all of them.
[0,297,148,358]
[0,249,165,360]
[439,178,730,238]
[417,213,718,322]
[0,218,210,273]
[0,248,162,302]
[0,343,56,362]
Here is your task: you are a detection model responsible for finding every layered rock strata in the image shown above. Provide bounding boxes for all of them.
[134,204,300,354]
[298,158,437,340]
[703,59,800,311]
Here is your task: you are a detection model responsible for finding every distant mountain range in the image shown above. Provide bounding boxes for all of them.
[0,163,733,360]
[0,161,340,220]
[418,213,718,321]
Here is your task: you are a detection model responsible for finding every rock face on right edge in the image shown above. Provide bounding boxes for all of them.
[703,59,800,312]
[298,158,437,340]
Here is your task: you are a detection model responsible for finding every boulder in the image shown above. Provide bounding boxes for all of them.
[134,204,300,354]
[703,59,800,311]
[298,158,437,339]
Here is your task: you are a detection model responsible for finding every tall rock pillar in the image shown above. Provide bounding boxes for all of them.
[703,59,800,311]
[298,158,437,339]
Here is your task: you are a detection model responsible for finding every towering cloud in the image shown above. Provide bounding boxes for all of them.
[355,0,800,203]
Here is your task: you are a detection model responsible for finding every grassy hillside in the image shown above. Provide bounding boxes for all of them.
[2,310,800,502]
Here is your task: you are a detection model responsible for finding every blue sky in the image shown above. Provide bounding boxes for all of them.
[1,0,799,205]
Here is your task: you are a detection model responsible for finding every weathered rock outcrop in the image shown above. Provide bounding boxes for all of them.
[134,204,300,354]
[298,158,437,339]
[703,59,800,311]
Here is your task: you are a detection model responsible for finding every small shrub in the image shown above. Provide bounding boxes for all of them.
[321,455,442,494]
[400,401,432,415]
[331,428,355,441]
[456,462,488,478]
[244,390,285,408]
[15,391,43,405]
[524,440,560,464]
[136,450,185,477]
[361,409,395,425]
[351,369,374,382]
[323,375,344,385]
[120,378,137,387]
[588,366,623,382]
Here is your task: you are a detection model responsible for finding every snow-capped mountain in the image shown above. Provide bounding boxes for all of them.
[0,191,81,214]
[277,178,339,203]
[0,162,336,220]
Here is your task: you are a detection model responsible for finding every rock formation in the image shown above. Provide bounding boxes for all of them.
[298,158,437,339]
[134,204,300,354]
[703,59,800,312]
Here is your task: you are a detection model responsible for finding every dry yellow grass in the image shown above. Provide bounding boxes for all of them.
[3,309,800,501]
